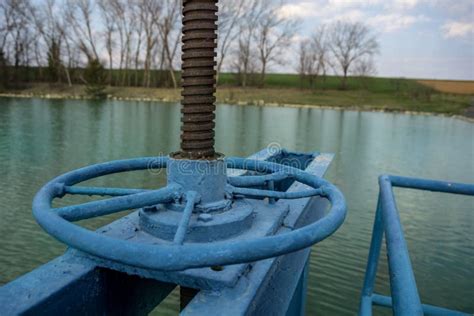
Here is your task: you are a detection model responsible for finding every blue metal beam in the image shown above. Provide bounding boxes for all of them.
[0,253,176,315]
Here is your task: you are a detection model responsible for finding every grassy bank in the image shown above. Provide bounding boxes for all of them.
[0,74,473,117]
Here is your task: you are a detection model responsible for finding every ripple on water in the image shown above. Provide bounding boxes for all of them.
[0,99,472,314]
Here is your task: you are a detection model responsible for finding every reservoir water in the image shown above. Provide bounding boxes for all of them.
[0,97,472,315]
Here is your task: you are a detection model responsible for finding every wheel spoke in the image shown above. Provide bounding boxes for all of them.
[227,171,290,187]
[54,184,180,222]
[173,191,199,245]
[231,186,324,200]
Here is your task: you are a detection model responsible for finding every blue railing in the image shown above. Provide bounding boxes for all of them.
[359,175,474,316]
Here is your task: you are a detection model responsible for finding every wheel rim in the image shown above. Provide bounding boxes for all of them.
[33,156,346,271]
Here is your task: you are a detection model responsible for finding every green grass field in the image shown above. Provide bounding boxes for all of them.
[1,71,472,117]
[218,72,429,93]
[217,73,472,115]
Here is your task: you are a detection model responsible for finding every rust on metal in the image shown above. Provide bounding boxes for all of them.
[180,0,218,159]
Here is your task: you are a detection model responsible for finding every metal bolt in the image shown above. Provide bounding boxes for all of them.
[180,0,218,159]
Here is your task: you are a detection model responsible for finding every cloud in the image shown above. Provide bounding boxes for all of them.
[278,0,378,19]
[441,21,474,38]
[278,0,423,18]
[277,2,317,19]
[328,0,381,9]
[390,0,421,10]
[320,11,428,32]
[279,0,466,37]
[278,1,428,32]
[322,9,365,23]
[428,0,473,19]
[367,14,429,32]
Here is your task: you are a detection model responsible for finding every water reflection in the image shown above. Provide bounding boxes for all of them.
[0,98,472,314]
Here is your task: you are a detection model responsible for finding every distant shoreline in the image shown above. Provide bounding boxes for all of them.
[0,84,472,123]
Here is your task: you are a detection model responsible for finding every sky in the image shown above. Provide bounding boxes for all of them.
[277,0,474,80]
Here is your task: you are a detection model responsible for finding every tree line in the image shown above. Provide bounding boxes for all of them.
[0,0,379,93]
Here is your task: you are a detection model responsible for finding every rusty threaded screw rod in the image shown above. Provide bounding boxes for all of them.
[180,0,218,159]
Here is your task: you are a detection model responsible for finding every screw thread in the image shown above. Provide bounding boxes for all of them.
[180,0,218,159]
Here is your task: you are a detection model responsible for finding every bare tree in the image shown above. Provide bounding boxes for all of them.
[67,0,100,62]
[60,33,73,86]
[0,1,10,88]
[98,0,117,84]
[0,1,14,54]
[157,0,180,89]
[328,21,379,89]
[352,57,376,89]
[111,0,135,86]
[309,25,330,88]
[132,5,144,87]
[29,0,67,82]
[216,0,245,82]
[297,26,330,89]
[137,0,161,88]
[254,1,298,87]
[232,0,263,87]
[234,34,254,87]
[0,0,30,60]
[0,0,383,92]
[1,0,35,85]
[12,0,33,68]
[57,3,77,86]
[297,40,312,87]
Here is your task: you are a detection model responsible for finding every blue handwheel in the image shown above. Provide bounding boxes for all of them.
[33,157,346,271]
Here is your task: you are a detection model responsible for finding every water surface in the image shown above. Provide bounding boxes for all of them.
[0,98,472,315]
